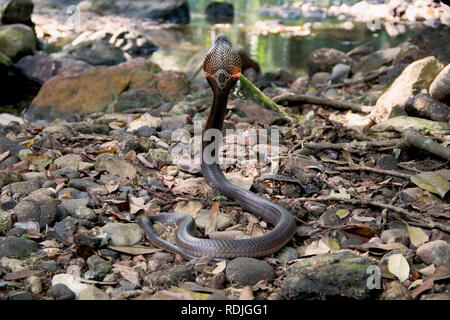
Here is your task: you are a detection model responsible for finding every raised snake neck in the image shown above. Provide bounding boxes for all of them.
[137,35,297,259]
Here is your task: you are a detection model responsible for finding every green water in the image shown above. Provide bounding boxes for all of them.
[150,0,414,76]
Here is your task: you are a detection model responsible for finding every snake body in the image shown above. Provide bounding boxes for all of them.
[137,35,297,259]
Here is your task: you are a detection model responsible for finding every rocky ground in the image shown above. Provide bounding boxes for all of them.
[0,0,449,300]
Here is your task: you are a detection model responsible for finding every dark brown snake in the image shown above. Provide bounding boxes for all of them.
[137,35,296,259]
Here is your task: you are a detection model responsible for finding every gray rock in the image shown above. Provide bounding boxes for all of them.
[381,229,409,246]
[95,153,136,180]
[36,260,61,273]
[101,223,142,246]
[308,48,352,76]
[4,180,41,195]
[405,93,449,122]
[329,63,351,83]
[0,209,12,234]
[0,0,34,27]
[53,154,83,169]
[353,47,400,74]
[225,257,275,286]
[205,1,234,23]
[0,137,25,170]
[52,40,125,66]
[50,283,76,300]
[0,236,39,258]
[24,275,42,294]
[13,221,39,233]
[54,217,80,238]
[68,178,100,190]
[136,125,158,138]
[0,24,36,61]
[160,114,190,131]
[416,240,450,266]
[377,154,399,170]
[280,250,376,300]
[318,209,341,227]
[85,255,112,281]
[144,264,195,288]
[73,207,97,222]
[14,194,57,229]
[429,63,450,103]
[381,281,411,300]
[51,167,80,180]
[275,247,299,264]
[78,285,109,300]
[20,172,47,181]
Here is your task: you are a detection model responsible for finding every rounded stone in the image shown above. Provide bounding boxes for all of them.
[0,210,13,234]
[416,240,450,266]
[225,257,275,286]
[50,283,76,300]
[101,222,142,246]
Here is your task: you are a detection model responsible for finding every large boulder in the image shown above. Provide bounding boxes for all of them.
[25,58,193,122]
[0,0,34,28]
[205,1,234,23]
[51,40,126,66]
[370,56,444,124]
[0,23,36,61]
[16,52,92,84]
[410,25,450,64]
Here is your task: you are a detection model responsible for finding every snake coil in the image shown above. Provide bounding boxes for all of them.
[137,35,297,259]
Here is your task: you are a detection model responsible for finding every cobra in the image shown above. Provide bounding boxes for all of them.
[137,35,297,259]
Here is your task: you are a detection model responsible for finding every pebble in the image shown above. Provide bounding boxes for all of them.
[50,283,76,300]
[136,125,157,138]
[225,257,275,286]
[85,255,112,281]
[0,237,39,258]
[416,240,450,266]
[14,194,57,230]
[303,201,327,216]
[100,223,142,246]
[381,282,411,300]
[144,265,195,289]
[53,154,83,169]
[4,181,41,196]
[54,217,80,239]
[24,275,43,294]
[0,210,12,234]
[381,228,410,246]
[275,247,299,264]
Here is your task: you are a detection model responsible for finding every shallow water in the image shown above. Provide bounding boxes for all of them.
[149,0,415,76]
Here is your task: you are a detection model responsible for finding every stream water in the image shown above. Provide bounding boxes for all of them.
[150,0,415,76]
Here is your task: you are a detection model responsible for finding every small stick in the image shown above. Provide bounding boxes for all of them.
[334,166,411,179]
[271,92,371,114]
[398,128,450,161]
[302,139,401,151]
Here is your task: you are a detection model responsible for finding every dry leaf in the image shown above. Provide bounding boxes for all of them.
[320,237,340,252]
[403,221,429,247]
[408,279,423,290]
[336,209,349,219]
[418,264,436,277]
[170,286,210,300]
[108,245,162,255]
[210,260,227,275]
[411,278,433,299]
[388,254,410,282]
[174,201,202,219]
[410,172,450,198]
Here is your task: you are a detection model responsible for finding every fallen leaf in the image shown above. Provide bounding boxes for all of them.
[403,221,429,247]
[411,278,433,299]
[336,209,349,219]
[418,264,436,277]
[170,286,210,300]
[410,172,450,198]
[209,260,227,275]
[408,279,423,290]
[330,188,351,199]
[108,245,162,255]
[112,263,140,286]
[174,201,202,219]
[320,237,340,252]
[388,254,410,282]
[224,172,254,190]
[2,270,39,281]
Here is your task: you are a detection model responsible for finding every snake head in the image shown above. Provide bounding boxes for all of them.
[203,34,242,93]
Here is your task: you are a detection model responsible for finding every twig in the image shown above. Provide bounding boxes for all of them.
[271,92,371,114]
[398,128,450,161]
[293,196,450,233]
[334,165,411,179]
[255,174,304,185]
[302,139,401,151]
